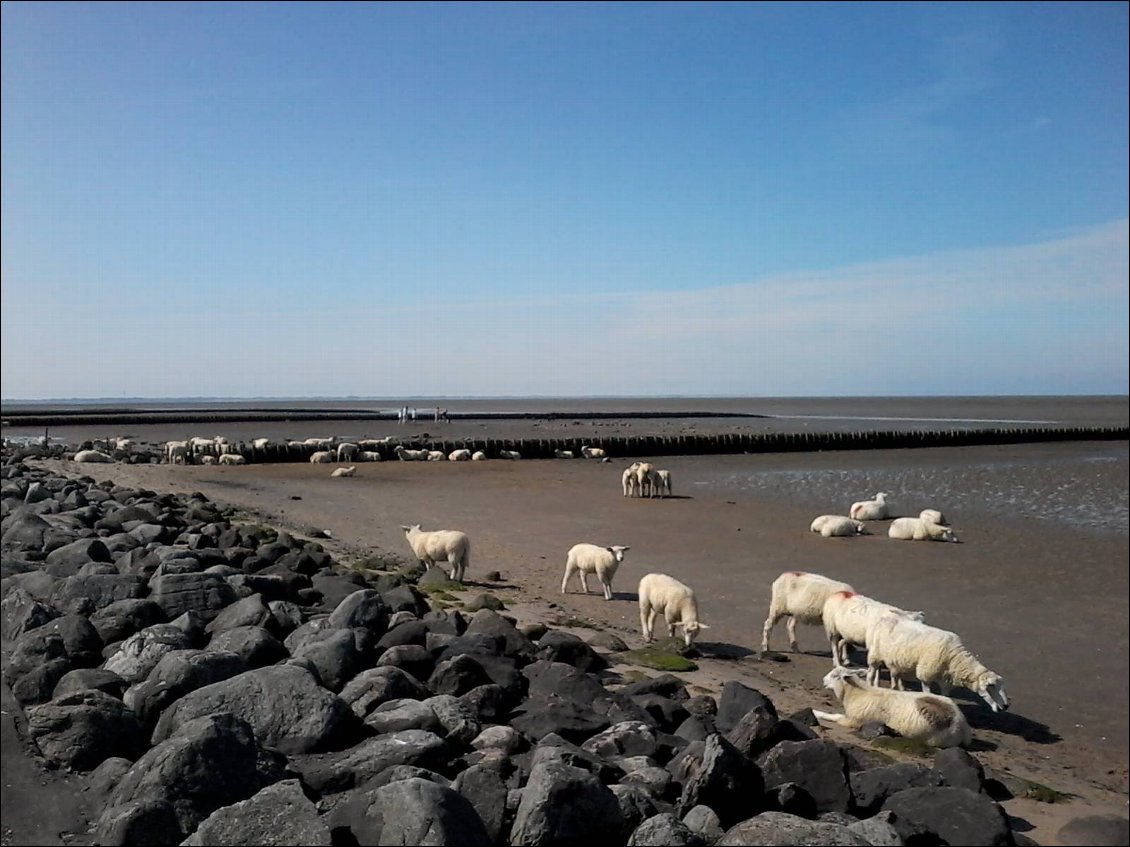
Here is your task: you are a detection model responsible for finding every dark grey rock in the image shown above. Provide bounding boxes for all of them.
[582,720,659,760]
[537,629,609,673]
[340,666,430,719]
[676,732,764,828]
[465,608,536,663]
[510,759,624,846]
[1057,814,1130,847]
[335,777,491,846]
[103,623,195,684]
[290,626,362,692]
[1,586,59,640]
[124,648,247,727]
[147,571,238,622]
[290,729,451,794]
[511,693,611,744]
[718,811,870,845]
[454,762,511,843]
[759,740,851,814]
[181,778,332,846]
[204,593,272,635]
[425,693,482,745]
[206,625,288,668]
[852,763,943,816]
[629,813,705,846]
[43,537,113,577]
[26,688,148,770]
[882,786,1014,846]
[932,747,986,794]
[365,698,441,734]
[50,573,145,615]
[715,680,776,735]
[428,653,495,696]
[53,667,127,700]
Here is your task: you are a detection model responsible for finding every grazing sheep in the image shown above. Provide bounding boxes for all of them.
[401,524,471,582]
[638,573,709,648]
[337,442,360,463]
[309,450,335,464]
[919,509,948,525]
[810,515,868,537]
[217,453,246,465]
[888,517,959,542]
[822,590,925,667]
[360,451,383,462]
[554,449,575,459]
[621,466,641,497]
[815,666,972,748]
[580,446,607,459]
[498,450,522,460]
[471,451,487,461]
[331,466,356,478]
[394,446,428,461]
[654,469,673,498]
[448,449,472,461]
[634,462,656,498]
[74,449,114,464]
[865,616,1009,711]
[762,571,855,655]
[850,492,890,521]
[561,543,629,601]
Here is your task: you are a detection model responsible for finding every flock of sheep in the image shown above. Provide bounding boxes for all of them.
[810,491,960,542]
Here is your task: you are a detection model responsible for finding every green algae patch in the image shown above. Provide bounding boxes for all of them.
[620,647,699,673]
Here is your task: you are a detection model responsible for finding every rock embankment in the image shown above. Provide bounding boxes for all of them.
[0,455,1048,845]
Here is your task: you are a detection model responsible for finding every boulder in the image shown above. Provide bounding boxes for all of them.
[759,740,851,814]
[27,688,148,770]
[510,759,624,846]
[181,779,332,846]
[676,732,764,828]
[881,786,1014,846]
[717,811,870,845]
[331,777,491,846]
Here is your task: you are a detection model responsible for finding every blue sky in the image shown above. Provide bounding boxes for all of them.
[2,1,1127,399]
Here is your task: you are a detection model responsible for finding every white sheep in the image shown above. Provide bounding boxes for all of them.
[638,572,709,648]
[471,451,487,461]
[580,446,606,459]
[426,450,445,461]
[762,571,854,655]
[561,543,629,601]
[114,438,134,452]
[360,451,383,462]
[337,442,360,463]
[634,462,656,498]
[165,441,188,465]
[498,450,521,460]
[654,469,673,498]
[217,453,246,465]
[309,450,335,464]
[252,437,271,449]
[74,449,114,463]
[888,517,958,542]
[331,465,356,477]
[554,449,575,459]
[919,509,948,525]
[621,466,641,497]
[198,455,217,465]
[394,446,428,461]
[810,515,868,537]
[850,492,890,521]
[304,437,333,449]
[448,449,472,461]
[401,524,471,582]
[814,667,972,748]
[864,616,1009,712]
[821,590,925,667]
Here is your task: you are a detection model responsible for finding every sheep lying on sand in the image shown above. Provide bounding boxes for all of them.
[360,451,383,462]
[561,543,629,601]
[580,446,606,459]
[850,492,890,521]
[554,449,575,459]
[498,450,521,460]
[331,466,356,477]
[810,515,868,537]
[401,524,471,582]
[74,449,114,464]
[762,571,854,654]
[888,517,958,542]
[394,446,428,461]
[198,455,217,465]
[472,451,487,461]
[217,453,246,465]
[310,451,335,464]
[822,590,925,667]
[919,509,947,525]
[815,666,972,748]
[448,449,472,461]
[638,573,709,648]
[426,450,445,462]
[865,616,1009,712]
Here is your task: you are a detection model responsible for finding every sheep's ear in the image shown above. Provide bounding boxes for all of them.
[400,525,411,531]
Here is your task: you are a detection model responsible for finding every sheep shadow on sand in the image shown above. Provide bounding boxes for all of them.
[960,702,1061,745]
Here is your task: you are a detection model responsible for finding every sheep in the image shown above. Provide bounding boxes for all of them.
[554,449,575,459]
[165,441,188,465]
[337,442,360,463]
[498,450,522,460]
[198,455,217,465]
[561,543,629,601]
[331,466,356,478]
[762,571,855,655]
[394,446,428,461]
[217,453,246,465]
[821,590,925,667]
[580,446,606,459]
[360,451,383,462]
[471,451,487,461]
[252,438,271,449]
[401,524,471,582]
[426,450,445,462]
[810,515,868,537]
[74,449,114,464]
[849,492,890,521]
[814,667,972,748]
[654,469,673,498]
[919,509,948,525]
[304,437,333,449]
[638,573,709,648]
[309,450,335,464]
[114,438,134,452]
[621,466,641,497]
[864,616,1009,712]
[634,462,656,498]
[448,449,472,461]
[888,517,958,542]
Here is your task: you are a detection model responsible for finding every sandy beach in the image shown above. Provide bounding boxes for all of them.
[18,431,1125,845]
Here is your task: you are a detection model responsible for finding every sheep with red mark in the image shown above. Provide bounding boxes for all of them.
[762,571,854,654]
[822,590,925,667]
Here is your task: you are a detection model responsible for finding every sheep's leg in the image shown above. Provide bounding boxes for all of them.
[866,661,882,687]
[561,564,575,594]
[829,633,843,667]
[786,616,800,652]
[812,710,861,731]
[601,577,613,601]
[640,605,652,641]
[761,611,782,653]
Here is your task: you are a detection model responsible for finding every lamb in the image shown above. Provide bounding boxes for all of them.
[448,449,472,461]
[821,590,925,667]
[580,446,607,459]
[762,571,854,654]
[888,517,958,542]
[360,451,383,462]
[217,453,246,465]
[471,451,487,461]
[394,446,428,461]
[849,492,890,521]
[561,543,630,601]
[810,515,868,537]
[74,449,114,463]
[330,465,356,477]
[554,449,575,459]
[621,466,641,497]
[498,450,521,460]
[634,462,656,498]
[864,616,1009,711]
[426,450,445,461]
[919,509,948,525]
[654,469,673,498]
[638,572,709,648]
[814,667,971,748]
[337,443,360,463]
[401,524,471,582]
[309,451,335,464]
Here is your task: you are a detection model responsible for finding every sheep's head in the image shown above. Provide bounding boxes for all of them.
[674,620,709,647]
[854,521,869,535]
[401,524,422,535]
[822,666,866,697]
[937,527,960,543]
[976,672,1009,712]
[606,545,630,561]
